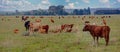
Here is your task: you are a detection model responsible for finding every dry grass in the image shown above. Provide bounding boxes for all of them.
[0,15,120,52]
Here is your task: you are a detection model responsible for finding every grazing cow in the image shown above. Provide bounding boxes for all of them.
[25,21,49,34]
[40,25,49,34]
[14,29,19,34]
[109,16,111,18]
[62,16,64,18]
[82,21,110,46]
[40,16,44,18]
[16,16,19,18]
[31,16,35,19]
[50,19,54,23]
[61,24,74,32]
[29,22,41,33]
[82,17,84,21]
[101,16,105,19]
[35,19,41,22]
[81,16,86,21]
[78,16,80,18]
[59,16,61,19]
[24,21,30,31]
[22,16,28,21]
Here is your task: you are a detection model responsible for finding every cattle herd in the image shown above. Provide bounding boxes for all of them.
[1,15,111,46]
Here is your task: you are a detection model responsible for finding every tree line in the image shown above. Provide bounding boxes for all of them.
[15,5,91,15]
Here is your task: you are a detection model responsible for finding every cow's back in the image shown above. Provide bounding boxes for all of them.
[91,26,110,38]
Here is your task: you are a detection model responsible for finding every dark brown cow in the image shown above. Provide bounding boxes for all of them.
[109,16,111,18]
[59,16,61,19]
[101,16,105,19]
[83,22,110,46]
[40,16,44,18]
[41,25,49,34]
[22,16,28,21]
[16,16,19,18]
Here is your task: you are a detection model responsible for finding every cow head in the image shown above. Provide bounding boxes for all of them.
[83,21,90,31]
[83,25,91,31]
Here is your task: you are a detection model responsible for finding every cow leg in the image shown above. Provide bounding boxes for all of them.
[92,37,96,46]
[46,26,49,34]
[26,26,29,31]
[25,27,27,31]
[46,28,48,34]
[29,28,34,35]
[105,35,109,46]
[96,36,99,46]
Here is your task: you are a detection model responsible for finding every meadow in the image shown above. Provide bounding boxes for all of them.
[0,15,120,52]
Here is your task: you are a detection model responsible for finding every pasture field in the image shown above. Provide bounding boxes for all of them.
[0,15,120,52]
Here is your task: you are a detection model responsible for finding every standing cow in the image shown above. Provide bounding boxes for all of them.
[82,21,110,46]
[24,21,30,31]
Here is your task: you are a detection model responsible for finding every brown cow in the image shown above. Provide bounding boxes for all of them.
[14,29,19,34]
[40,16,44,18]
[16,16,19,18]
[62,16,64,18]
[61,24,74,32]
[83,21,110,46]
[50,19,54,23]
[35,19,41,22]
[41,25,49,34]
[109,16,111,18]
[59,16,61,19]
[29,22,49,34]
[22,16,28,21]
[31,16,35,19]
[78,16,80,18]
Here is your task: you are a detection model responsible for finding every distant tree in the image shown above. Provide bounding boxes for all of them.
[94,10,120,15]
[48,5,68,15]
[79,9,84,15]
[48,6,57,15]
[88,7,91,15]
[73,9,79,15]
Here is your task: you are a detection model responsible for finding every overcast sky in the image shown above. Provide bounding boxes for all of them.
[0,0,120,11]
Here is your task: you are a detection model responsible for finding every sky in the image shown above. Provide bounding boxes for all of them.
[0,0,120,11]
